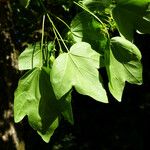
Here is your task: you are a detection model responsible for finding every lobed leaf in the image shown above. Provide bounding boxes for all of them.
[14,67,73,142]
[105,37,143,101]
[51,42,108,103]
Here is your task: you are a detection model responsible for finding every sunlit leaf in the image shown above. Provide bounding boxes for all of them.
[68,12,108,55]
[14,67,73,142]
[105,37,143,101]
[51,42,108,103]
[18,43,42,70]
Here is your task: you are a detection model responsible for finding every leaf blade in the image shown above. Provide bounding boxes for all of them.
[69,12,108,56]
[18,43,42,70]
[51,42,108,103]
[112,0,150,41]
[105,37,143,101]
[14,67,73,142]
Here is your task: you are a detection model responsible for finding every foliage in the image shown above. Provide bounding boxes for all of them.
[14,0,150,142]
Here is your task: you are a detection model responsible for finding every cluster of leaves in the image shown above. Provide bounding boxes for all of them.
[14,0,150,142]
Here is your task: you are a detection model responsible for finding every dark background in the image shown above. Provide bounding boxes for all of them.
[0,1,149,149]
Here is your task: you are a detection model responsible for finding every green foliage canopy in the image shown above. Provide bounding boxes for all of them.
[14,0,150,142]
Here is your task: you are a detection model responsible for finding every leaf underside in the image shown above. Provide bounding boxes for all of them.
[14,67,73,142]
[105,37,143,101]
[51,42,108,103]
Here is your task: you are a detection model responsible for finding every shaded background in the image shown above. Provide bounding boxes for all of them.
[0,0,149,149]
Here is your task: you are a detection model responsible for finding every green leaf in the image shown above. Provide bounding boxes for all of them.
[82,0,111,11]
[18,43,42,70]
[37,118,58,142]
[14,67,73,142]
[68,12,108,55]
[51,42,108,103]
[60,91,74,124]
[105,37,143,101]
[112,0,150,41]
